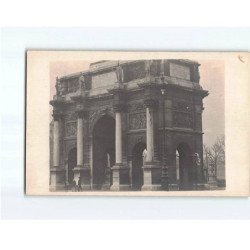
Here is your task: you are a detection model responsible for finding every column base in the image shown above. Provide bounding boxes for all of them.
[142,162,161,190]
[110,184,131,191]
[73,165,91,186]
[110,164,130,191]
[168,183,179,191]
[73,165,83,182]
[80,184,91,191]
[101,184,111,191]
[196,183,206,190]
[141,184,161,191]
[207,181,218,190]
[50,167,66,192]
[49,184,66,191]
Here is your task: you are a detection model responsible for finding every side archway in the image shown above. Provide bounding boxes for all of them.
[176,142,193,190]
[131,142,146,190]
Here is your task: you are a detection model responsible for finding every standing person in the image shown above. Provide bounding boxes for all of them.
[78,176,82,192]
[72,179,77,192]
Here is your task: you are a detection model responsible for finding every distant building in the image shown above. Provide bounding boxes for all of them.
[50,60,208,191]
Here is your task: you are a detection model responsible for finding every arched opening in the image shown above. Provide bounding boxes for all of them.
[68,148,77,185]
[92,115,115,190]
[176,143,193,190]
[132,142,146,191]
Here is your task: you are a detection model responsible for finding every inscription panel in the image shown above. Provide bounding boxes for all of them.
[92,71,117,89]
[170,63,190,80]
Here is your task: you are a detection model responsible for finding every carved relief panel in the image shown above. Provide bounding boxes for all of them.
[129,113,146,130]
[172,100,193,129]
[65,122,77,137]
[127,102,146,131]
[172,100,193,112]
[173,112,193,128]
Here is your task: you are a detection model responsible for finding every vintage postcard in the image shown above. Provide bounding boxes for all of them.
[26,51,250,196]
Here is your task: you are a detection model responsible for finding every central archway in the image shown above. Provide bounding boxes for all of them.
[176,142,193,190]
[92,115,115,190]
[132,142,146,191]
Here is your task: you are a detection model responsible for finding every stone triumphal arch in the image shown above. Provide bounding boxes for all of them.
[50,60,208,191]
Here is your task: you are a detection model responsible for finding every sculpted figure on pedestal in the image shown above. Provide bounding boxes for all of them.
[56,77,67,96]
[78,73,86,91]
[116,65,124,83]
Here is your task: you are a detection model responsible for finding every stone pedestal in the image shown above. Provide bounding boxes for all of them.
[141,163,161,191]
[81,167,91,190]
[168,183,179,191]
[73,166,91,190]
[50,167,66,191]
[207,176,218,190]
[110,164,130,191]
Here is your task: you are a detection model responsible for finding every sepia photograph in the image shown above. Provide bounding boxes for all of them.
[49,59,224,192]
[25,51,249,196]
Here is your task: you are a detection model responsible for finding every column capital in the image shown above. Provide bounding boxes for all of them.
[113,103,126,113]
[144,98,158,108]
[75,109,88,119]
[52,111,64,121]
[108,86,127,110]
[50,98,65,108]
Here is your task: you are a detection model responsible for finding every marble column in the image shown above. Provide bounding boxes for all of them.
[53,118,60,167]
[77,113,84,168]
[115,111,122,164]
[146,105,154,162]
[73,111,84,183]
[110,104,130,191]
[73,110,90,190]
[142,99,161,191]
[50,112,65,191]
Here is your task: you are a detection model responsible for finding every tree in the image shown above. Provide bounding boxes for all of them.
[203,135,225,185]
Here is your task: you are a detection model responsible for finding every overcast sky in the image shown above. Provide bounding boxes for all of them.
[50,60,224,147]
